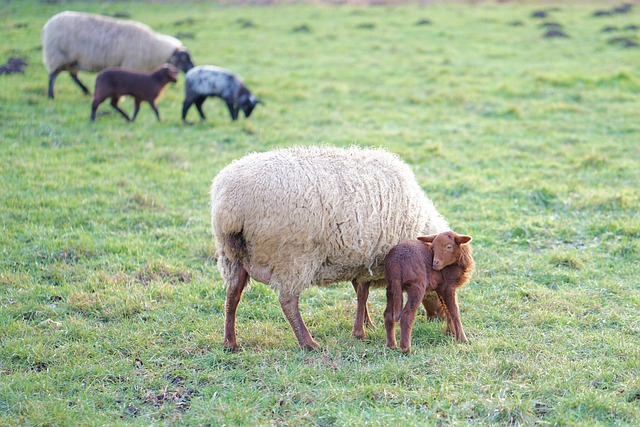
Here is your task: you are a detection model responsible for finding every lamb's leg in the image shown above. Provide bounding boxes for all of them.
[399,288,423,353]
[194,97,207,121]
[90,96,106,121]
[351,280,373,339]
[110,97,131,121]
[69,71,90,95]
[150,102,161,121]
[225,99,239,121]
[422,291,446,321]
[439,289,467,343]
[223,264,249,351]
[278,290,319,350]
[383,285,397,349]
[131,99,141,122]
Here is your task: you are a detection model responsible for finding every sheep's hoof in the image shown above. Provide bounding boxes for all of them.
[400,347,411,354]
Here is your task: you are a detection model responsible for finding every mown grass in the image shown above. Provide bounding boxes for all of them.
[1,1,639,425]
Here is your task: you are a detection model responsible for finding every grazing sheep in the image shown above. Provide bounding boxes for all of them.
[182,65,260,124]
[211,146,449,351]
[90,64,178,122]
[384,231,474,353]
[42,11,194,99]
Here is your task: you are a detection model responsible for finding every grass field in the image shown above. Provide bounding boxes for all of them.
[1,1,639,425]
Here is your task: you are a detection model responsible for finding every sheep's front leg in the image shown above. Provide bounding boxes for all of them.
[223,265,249,351]
[278,290,319,350]
[439,289,467,343]
[351,280,373,339]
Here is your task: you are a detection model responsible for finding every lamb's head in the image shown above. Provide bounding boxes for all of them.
[162,63,179,83]
[238,88,261,118]
[169,49,194,73]
[417,231,472,271]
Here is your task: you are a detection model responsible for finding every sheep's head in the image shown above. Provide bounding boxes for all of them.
[417,231,472,271]
[170,49,194,73]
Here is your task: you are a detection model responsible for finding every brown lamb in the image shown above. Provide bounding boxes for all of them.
[384,231,474,353]
[90,64,178,122]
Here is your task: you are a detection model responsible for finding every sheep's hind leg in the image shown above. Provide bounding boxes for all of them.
[47,70,60,99]
[278,291,319,350]
[223,265,249,351]
[69,71,90,95]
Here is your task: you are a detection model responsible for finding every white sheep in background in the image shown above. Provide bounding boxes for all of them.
[211,146,450,351]
[182,65,261,124]
[42,11,194,99]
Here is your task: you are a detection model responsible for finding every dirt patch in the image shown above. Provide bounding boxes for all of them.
[0,57,27,75]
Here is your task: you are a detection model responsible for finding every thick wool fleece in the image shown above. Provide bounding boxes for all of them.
[42,11,184,74]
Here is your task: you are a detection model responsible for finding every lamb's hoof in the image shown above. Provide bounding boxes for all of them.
[223,340,241,352]
[300,340,320,351]
[352,329,366,339]
[400,347,411,354]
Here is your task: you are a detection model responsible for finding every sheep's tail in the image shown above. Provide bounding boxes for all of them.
[391,278,403,322]
[215,231,248,284]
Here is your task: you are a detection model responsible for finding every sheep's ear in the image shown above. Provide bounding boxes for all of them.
[417,235,436,243]
[455,235,472,245]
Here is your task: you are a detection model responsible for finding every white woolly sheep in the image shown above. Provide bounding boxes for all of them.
[182,65,261,124]
[211,146,450,351]
[42,11,194,99]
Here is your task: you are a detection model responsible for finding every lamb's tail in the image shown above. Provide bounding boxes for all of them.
[391,279,403,322]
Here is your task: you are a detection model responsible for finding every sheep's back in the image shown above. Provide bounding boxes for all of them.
[211,146,448,293]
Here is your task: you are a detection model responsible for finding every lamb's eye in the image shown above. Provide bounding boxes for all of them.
[446,245,453,250]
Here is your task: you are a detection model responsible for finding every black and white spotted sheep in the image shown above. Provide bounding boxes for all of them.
[181,65,261,124]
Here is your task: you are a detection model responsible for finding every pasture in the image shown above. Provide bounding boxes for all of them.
[1,0,639,425]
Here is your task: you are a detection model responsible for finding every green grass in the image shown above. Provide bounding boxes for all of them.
[1,1,639,425]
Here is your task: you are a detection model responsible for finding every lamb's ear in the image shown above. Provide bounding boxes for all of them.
[417,235,436,243]
[455,235,472,245]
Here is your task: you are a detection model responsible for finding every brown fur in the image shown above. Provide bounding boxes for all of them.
[90,64,178,122]
[384,231,474,353]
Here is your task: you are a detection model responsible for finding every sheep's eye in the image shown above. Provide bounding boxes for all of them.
[446,245,453,250]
